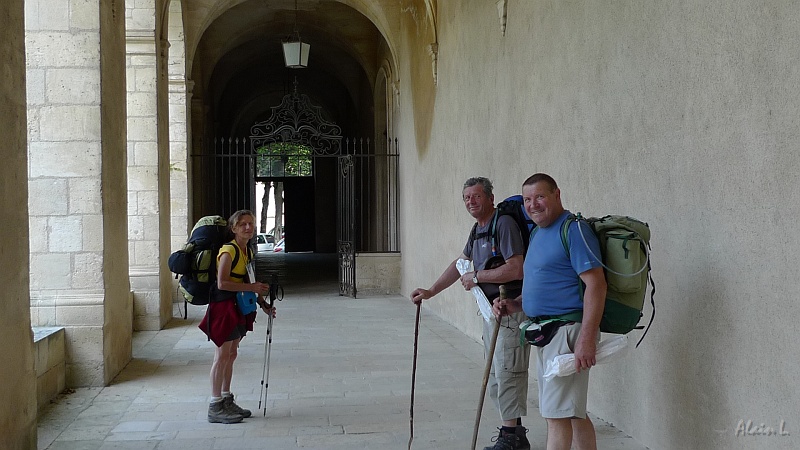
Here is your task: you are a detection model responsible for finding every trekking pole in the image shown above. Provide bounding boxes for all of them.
[257,274,283,417]
[408,302,421,450]
[259,312,274,416]
[471,285,505,450]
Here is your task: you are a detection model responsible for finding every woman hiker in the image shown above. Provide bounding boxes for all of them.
[200,209,275,423]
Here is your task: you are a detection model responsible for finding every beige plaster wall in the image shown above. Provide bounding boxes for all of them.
[398,1,799,449]
[0,0,37,447]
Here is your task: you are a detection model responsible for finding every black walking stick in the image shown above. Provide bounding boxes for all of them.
[408,302,421,450]
[258,274,283,416]
[471,285,505,450]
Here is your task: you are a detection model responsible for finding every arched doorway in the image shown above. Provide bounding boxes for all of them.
[201,84,398,296]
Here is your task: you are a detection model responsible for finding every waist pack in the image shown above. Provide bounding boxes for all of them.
[533,214,655,347]
[521,319,574,347]
[236,291,258,315]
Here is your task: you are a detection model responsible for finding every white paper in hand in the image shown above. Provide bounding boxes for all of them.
[246,262,256,283]
[456,258,493,323]
[543,334,633,381]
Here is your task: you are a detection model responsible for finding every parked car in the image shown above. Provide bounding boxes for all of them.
[256,233,274,252]
[273,238,285,253]
[266,226,286,241]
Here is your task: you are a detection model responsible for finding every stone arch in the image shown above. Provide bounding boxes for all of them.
[184,0,402,81]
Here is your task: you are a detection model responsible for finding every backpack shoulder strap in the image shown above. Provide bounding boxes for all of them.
[489,209,501,257]
[225,242,249,280]
[219,242,243,275]
[467,222,479,248]
[559,214,585,301]
[229,243,241,268]
[560,214,576,257]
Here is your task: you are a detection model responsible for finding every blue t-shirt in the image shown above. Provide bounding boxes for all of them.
[522,210,602,318]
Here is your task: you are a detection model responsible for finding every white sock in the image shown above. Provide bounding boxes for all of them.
[222,391,232,398]
[210,396,223,404]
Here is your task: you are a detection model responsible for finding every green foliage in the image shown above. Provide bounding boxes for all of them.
[256,143,313,177]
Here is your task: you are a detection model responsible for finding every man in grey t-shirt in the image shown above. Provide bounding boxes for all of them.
[411,177,532,450]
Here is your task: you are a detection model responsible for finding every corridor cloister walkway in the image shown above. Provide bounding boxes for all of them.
[37,254,648,450]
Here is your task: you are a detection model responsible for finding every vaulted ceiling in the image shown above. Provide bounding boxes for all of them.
[180,0,406,138]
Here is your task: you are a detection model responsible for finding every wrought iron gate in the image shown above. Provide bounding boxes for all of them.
[338,155,355,296]
[195,89,399,297]
[334,138,400,297]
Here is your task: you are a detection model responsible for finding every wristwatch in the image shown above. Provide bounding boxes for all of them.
[472,271,479,284]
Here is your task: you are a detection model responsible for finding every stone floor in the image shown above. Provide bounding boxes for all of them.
[37,253,649,450]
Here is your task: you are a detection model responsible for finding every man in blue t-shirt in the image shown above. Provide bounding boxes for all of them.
[494,173,607,450]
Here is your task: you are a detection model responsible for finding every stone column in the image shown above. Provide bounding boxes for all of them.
[26,0,132,387]
[2,1,37,446]
[127,0,173,330]
[168,0,190,250]
[190,93,210,215]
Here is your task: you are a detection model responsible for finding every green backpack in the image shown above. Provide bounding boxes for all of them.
[532,214,655,346]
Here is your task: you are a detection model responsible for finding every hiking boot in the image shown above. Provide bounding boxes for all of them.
[223,393,251,418]
[208,399,243,424]
[483,426,530,450]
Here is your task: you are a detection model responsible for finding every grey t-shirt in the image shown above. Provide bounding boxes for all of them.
[463,214,525,270]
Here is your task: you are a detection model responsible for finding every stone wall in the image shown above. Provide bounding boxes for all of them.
[0,0,37,447]
[397,1,799,449]
[355,253,401,295]
[26,0,132,387]
[168,0,190,252]
[33,327,66,410]
[127,0,174,330]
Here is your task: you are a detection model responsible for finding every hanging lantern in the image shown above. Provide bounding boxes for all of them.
[282,33,310,69]
[282,0,309,69]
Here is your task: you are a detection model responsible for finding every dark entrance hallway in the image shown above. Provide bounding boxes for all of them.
[253,252,338,295]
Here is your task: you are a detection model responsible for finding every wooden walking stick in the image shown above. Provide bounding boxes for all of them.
[408,302,422,449]
[471,285,505,450]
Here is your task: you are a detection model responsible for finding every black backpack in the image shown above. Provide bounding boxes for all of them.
[468,195,534,300]
[168,216,244,319]
[469,195,535,258]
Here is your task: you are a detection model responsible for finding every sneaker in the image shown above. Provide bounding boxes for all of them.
[208,399,243,424]
[483,426,530,450]
[223,393,252,418]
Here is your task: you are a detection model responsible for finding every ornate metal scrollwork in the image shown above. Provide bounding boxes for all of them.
[250,89,342,155]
